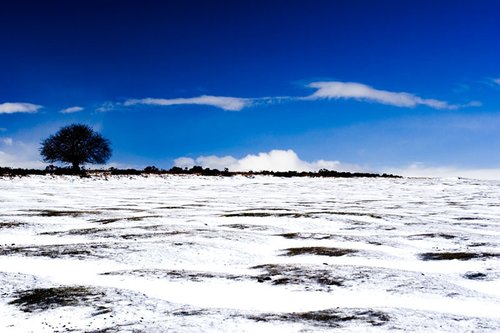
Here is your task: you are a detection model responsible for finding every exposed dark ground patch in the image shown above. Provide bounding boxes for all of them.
[101,268,248,282]
[249,263,484,297]
[238,207,292,212]
[99,207,146,212]
[283,246,357,257]
[455,217,483,221]
[222,210,385,220]
[136,224,171,231]
[0,242,133,259]
[277,232,332,240]
[171,309,210,317]
[221,224,270,231]
[222,212,312,218]
[463,272,488,280]
[468,242,489,247]
[40,227,109,236]
[9,286,104,312]
[312,211,385,219]
[248,308,390,328]
[252,264,344,290]
[25,210,101,217]
[40,223,186,237]
[92,215,162,224]
[3,282,178,331]
[92,217,123,224]
[0,221,25,228]
[118,231,189,240]
[410,233,458,240]
[276,232,386,245]
[155,206,186,210]
[419,252,500,261]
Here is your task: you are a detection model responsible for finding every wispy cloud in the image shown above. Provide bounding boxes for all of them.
[88,80,482,115]
[60,106,84,114]
[96,102,121,113]
[304,81,460,110]
[1,137,13,146]
[174,149,364,172]
[493,78,500,86]
[124,95,252,111]
[0,102,42,114]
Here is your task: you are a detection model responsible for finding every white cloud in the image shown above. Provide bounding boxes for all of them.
[462,101,482,107]
[384,163,500,180]
[96,102,121,113]
[60,106,84,114]
[0,102,42,114]
[124,95,251,111]
[493,78,500,85]
[1,137,13,146]
[235,150,311,172]
[305,81,459,110]
[173,157,196,169]
[195,155,238,170]
[0,150,45,168]
[0,140,45,169]
[174,149,364,172]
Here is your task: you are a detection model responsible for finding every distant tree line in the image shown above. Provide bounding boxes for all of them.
[0,165,400,178]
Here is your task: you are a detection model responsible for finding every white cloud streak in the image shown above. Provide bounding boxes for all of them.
[101,80,478,113]
[60,106,84,114]
[493,78,500,86]
[124,95,252,111]
[0,102,42,114]
[174,149,364,172]
[305,81,459,110]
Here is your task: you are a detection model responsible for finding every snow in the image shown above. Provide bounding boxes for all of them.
[1,174,500,332]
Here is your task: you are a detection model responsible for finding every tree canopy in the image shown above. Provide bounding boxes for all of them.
[40,124,111,171]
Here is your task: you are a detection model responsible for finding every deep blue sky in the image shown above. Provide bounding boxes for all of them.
[1,0,499,174]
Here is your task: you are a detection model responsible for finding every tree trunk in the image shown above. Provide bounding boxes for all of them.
[71,161,80,173]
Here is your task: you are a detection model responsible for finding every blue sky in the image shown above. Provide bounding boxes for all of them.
[1,0,499,177]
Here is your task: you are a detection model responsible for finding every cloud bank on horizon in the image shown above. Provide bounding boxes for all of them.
[172,149,500,180]
[174,149,365,172]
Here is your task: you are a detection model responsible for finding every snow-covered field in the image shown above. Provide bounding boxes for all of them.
[1,175,500,332]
